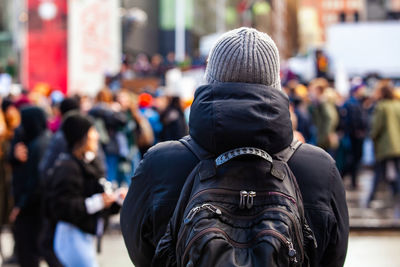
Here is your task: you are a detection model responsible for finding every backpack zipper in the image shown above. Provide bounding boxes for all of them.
[181,203,304,262]
[181,227,298,266]
[187,188,296,211]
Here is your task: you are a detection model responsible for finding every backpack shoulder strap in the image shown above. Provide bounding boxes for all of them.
[179,135,213,160]
[274,138,302,163]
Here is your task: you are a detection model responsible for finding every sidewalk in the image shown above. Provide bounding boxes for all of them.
[0,226,132,267]
[345,231,400,267]
[346,169,400,229]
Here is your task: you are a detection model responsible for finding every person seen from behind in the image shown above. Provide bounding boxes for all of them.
[9,106,51,267]
[340,83,368,190]
[309,79,339,154]
[368,80,400,206]
[121,27,349,267]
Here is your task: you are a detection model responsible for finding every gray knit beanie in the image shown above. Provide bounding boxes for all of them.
[205,27,281,89]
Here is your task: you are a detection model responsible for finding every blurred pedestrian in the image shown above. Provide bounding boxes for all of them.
[309,79,339,154]
[155,94,187,142]
[164,52,176,71]
[149,54,166,79]
[0,103,10,260]
[138,92,163,145]
[9,106,50,267]
[46,114,123,267]
[315,49,329,79]
[341,83,368,189]
[89,89,127,185]
[40,97,82,177]
[47,91,65,133]
[133,53,152,77]
[5,58,18,81]
[39,97,83,267]
[0,100,20,231]
[292,84,316,144]
[368,81,400,205]
[116,89,154,183]
[0,99,21,264]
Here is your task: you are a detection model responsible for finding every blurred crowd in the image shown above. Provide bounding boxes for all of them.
[107,51,206,90]
[284,77,400,207]
[0,83,189,266]
[0,51,400,265]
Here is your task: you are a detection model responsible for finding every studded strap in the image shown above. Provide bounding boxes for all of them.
[215,147,273,166]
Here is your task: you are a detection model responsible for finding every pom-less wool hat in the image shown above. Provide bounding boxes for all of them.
[205,27,281,89]
[62,113,93,150]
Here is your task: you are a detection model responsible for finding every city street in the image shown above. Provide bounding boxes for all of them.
[1,0,400,266]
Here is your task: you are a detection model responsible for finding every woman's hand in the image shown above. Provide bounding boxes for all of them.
[102,192,116,208]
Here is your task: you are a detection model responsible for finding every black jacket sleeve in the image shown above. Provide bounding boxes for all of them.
[289,144,349,267]
[320,163,349,267]
[121,149,154,267]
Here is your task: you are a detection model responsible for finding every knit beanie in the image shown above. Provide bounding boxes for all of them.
[62,113,93,150]
[205,27,281,89]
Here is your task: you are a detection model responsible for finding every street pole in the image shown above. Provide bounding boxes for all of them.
[216,0,226,33]
[175,0,185,62]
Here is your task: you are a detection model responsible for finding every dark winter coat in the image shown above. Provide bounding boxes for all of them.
[121,83,349,267]
[10,106,50,216]
[46,153,117,234]
[159,101,188,142]
[342,96,368,138]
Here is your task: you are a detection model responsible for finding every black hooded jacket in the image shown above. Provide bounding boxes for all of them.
[121,83,349,267]
[10,106,50,215]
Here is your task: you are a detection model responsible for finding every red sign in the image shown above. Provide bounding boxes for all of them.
[23,0,67,94]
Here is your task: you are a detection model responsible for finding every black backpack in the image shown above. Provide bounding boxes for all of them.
[153,136,317,267]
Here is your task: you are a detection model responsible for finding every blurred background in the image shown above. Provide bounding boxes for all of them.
[0,0,400,266]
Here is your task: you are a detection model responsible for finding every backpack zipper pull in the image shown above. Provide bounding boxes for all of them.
[247,191,256,209]
[184,207,200,224]
[202,203,222,216]
[288,241,298,263]
[184,204,222,224]
[239,191,248,209]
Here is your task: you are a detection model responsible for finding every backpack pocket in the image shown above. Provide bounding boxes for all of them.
[177,202,301,267]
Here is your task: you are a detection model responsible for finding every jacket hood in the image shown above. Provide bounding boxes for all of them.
[20,106,47,143]
[189,82,293,155]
